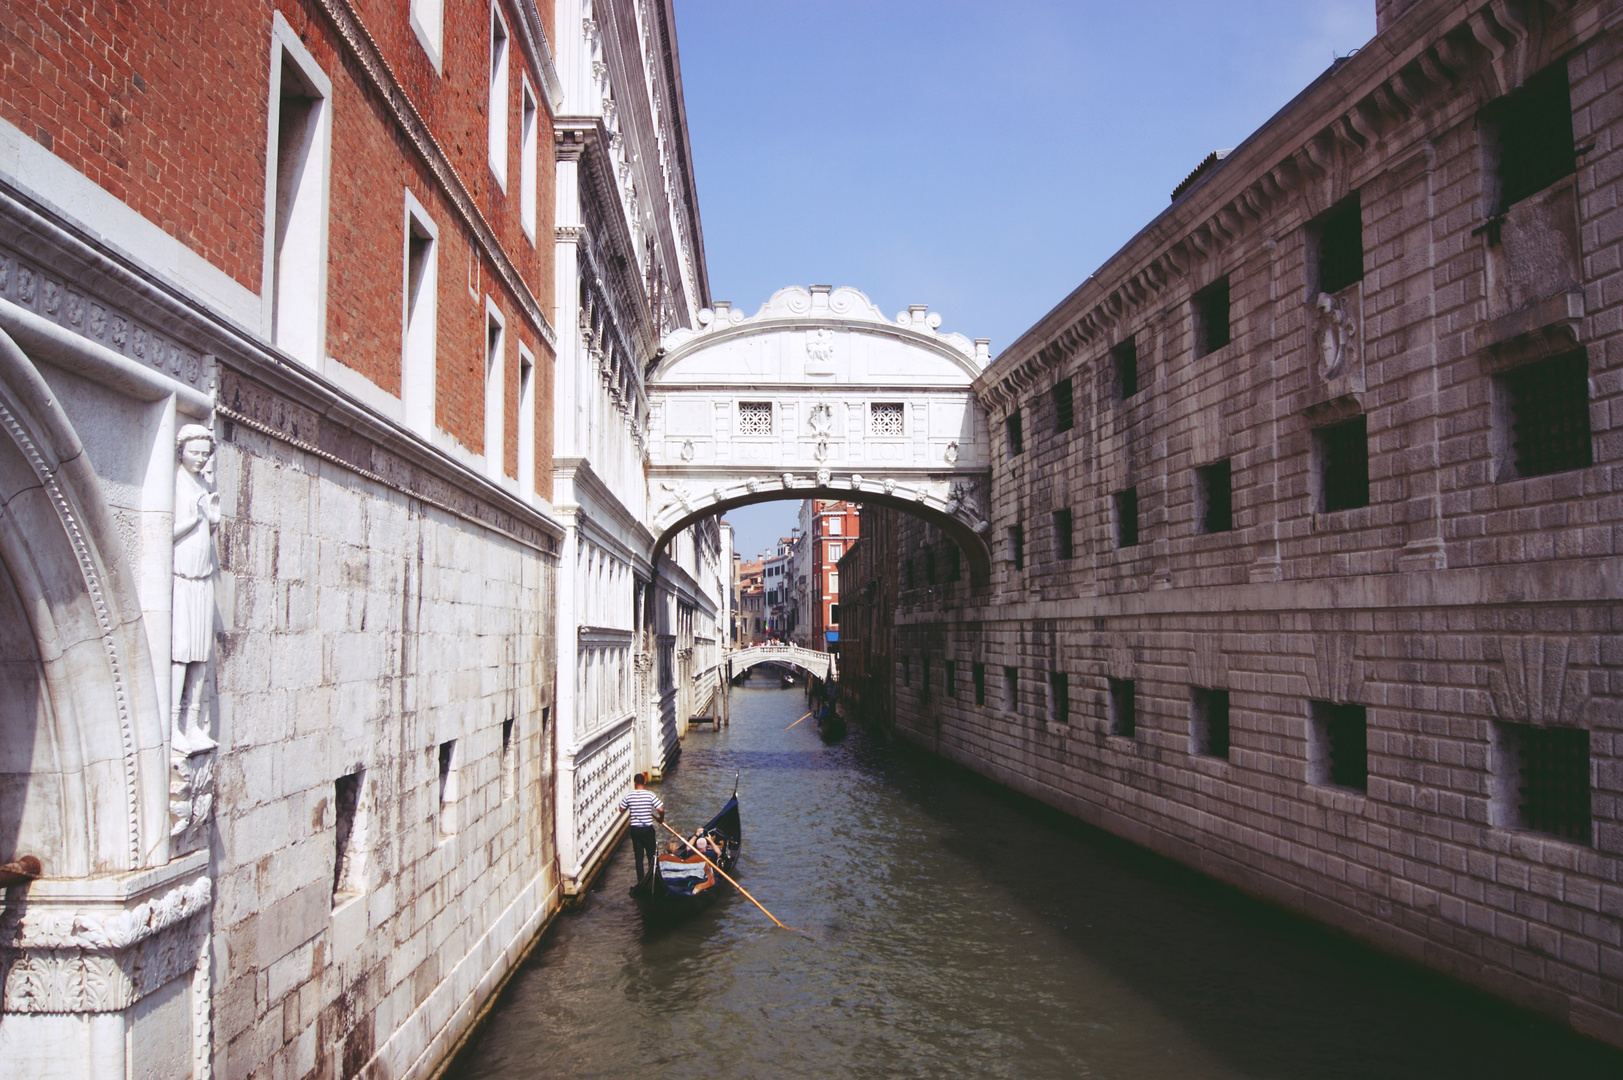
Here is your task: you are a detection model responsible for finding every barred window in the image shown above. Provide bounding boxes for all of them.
[737,401,773,436]
[1313,196,1364,295]
[1191,687,1230,759]
[1498,723,1591,844]
[1007,409,1025,456]
[1197,460,1232,534]
[1114,337,1139,399]
[1052,378,1074,433]
[870,402,904,436]
[1193,276,1231,356]
[1053,508,1074,559]
[1501,352,1591,479]
[1114,487,1139,548]
[1482,61,1576,213]
[1316,416,1369,513]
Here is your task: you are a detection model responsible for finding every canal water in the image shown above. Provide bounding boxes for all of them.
[446,674,1623,1080]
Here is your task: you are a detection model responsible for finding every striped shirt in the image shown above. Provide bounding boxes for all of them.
[619,788,663,828]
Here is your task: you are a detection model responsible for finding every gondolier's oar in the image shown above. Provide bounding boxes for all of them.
[658,820,807,935]
[784,710,814,730]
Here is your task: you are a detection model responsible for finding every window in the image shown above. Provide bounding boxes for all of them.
[410,0,444,69]
[1004,666,1019,710]
[500,718,516,800]
[1197,460,1232,534]
[1007,410,1025,456]
[333,768,364,902]
[945,660,957,698]
[267,23,332,368]
[828,571,838,592]
[828,543,843,560]
[973,662,986,705]
[1494,723,1591,844]
[945,544,961,582]
[1114,487,1139,548]
[1310,702,1367,791]
[1009,523,1025,570]
[484,304,506,480]
[1316,416,1369,512]
[1193,276,1231,357]
[1481,61,1576,213]
[1109,678,1136,737]
[829,604,840,625]
[488,4,510,189]
[1313,195,1364,295]
[402,195,438,438]
[924,548,936,585]
[920,656,932,702]
[517,346,536,495]
[827,517,842,537]
[905,558,915,589]
[1052,378,1074,433]
[1053,508,1074,560]
[1500,352,1591,479]
[1191,687,1230,759]
[1114,337,1139,399]
[738,401,773,435]
[902,655,910,686]
[437,740,458,837]
[519,79,538,241]
[1050,673,1069,724]
[870,402,905,436]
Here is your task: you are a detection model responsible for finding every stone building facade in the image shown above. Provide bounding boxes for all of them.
[864,0,1623,1050]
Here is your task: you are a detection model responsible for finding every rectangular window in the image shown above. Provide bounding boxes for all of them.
[333,768,364,902]
[517,346,536,495]
[1197,460,1232,534]
[485,305,506,480]
[737,401,773,435]
[402,198,438,438]
[1494,723,1591,844]
[924,549,936,585]
[410,0,444,69]
[827,517,842,536]
[1114,487,1139,548]
[946,544,961,582]
[905,558,915,589]
[921,656,932,703]
[1109,678,1136,737]
[1190,687,1230,759]
[437,740,458,837]
[829,603,839,624]
[828,571,838,592]
[1053,508,1074,560]
[902,655,910,686]
[1313,195,1364,295]
[1050,672,1069,724]
[1009,523,1025,570]
[1310,701,1367,791]
[1193,276,1231,357]
[268,33,331,368]
[973,662,986,705]
[500,718,516,800]
[1052,378,1074,433]
[1481,61,1576,213]
[1500,352,1592,479]
[1007,410,1025,456]
[870,402,905,436]
[1114,337,1139,399]
[1316,416,1369,512]
[519,79,538,241]
[1004,666,1019,711]
[945,660,957,698]
[828,543,842,560]
[488,4,510,189]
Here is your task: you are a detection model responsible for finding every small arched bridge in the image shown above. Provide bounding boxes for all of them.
[647,286,995,582]
[727,644,837,683]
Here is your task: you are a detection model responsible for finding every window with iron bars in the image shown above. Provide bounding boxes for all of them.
[1481,61,1577,214]
[1114,487,1139,548]
[1052,378,1074,433]
[1498,723,1591,844]
[1197,460,1232,534]
[1007,409,1025,456]
[1316,416,1369,513]
[1009,523,1025,569]
[1053,507,1074,559]
[1114,337,1139,400]
[1313,195,1364,296]
[1501,352,1591,479]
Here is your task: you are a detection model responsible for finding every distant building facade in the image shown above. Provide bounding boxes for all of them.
[798,499,860,651]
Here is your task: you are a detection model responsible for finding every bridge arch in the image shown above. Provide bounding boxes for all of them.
[647,285,994,582]
[725,643,836,683]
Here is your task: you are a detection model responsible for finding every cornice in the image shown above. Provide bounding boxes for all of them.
[553,455,656,554]
[514,0,565,111]
[311,0,557,350]
[655,0,711,309]
[976,0,1599,414]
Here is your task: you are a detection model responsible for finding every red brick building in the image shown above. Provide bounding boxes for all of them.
[805,499,859,650]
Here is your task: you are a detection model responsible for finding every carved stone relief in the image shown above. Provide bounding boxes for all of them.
[1312,289,1361,385]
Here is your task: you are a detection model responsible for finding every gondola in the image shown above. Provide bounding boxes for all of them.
[816,703,846,742]
[630,781,742,923]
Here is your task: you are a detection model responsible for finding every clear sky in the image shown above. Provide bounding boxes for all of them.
[680,1,1377,559]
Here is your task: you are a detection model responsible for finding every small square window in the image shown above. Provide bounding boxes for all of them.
[1310,701,1367,791]
[973,662,986,705]
[870,402,905,436]
[1053,508,1074,559]
[1007,410,1025,456]
[1500,352,1591,479]
[1494,723,1591,844]
[1113,337,1139,399]
[1193,276,1231,357]
[1050,672,1069,724]
[1481,61,1576,213]
[1313,195,1364,296]
[1009,523,1025,570]
[1052,378,1074,433]
[1004,666,1019,710]
[1109,678,1136,737]
[1316,416,1369,513]
[1114,487,1139,548]
[737,401,773,436]
[1190,687,1230,759]
[1197,460,1232,534]
[945,660,957,699]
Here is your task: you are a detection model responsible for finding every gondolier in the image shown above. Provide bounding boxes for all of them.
[619,773,664,885]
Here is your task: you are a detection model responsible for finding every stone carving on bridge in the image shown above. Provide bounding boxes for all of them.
[806,328,836,364]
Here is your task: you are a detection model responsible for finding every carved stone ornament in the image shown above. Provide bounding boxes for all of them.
[883,478,896,495]
[780,473,795,489]
[659,481,694,515]
[1313,291,1359,383]
[850,474,864,490]
[814,439,830,462]
[944,441,959,464]
[680,439,695,461]
[816,468,831,486]
[806,328,836,364]
[913,486,928,502]
[806,402,834,437]
[745,477,760,493]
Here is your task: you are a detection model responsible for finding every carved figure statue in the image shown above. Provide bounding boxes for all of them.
[1314,292,1358,382]
[806,328,836,364]
[171,424,219,755]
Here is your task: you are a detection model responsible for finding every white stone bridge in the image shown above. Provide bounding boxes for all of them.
[727,643,837,683]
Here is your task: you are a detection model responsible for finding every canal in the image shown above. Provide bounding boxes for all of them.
[446,674,1623,1080]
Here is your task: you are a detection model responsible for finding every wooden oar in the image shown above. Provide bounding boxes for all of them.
[784,710,814,730]
[658,820,806,935]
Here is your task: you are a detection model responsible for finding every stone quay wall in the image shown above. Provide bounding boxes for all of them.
[876,0,1623,1049]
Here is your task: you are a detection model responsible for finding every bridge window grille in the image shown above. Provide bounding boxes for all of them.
[1313,195,1364,295]
[1310,702,1367,791]
[737,401,773,436]
[1007,410,1025,456]
[1114,337,1139,399]
[1109,678,1136,737]
[1316,416,1369,512]
[945,660,957,698]
[1501,352,1591,479]
[1053,508,1074,559]
[1052,378,1074,433]
[1197,460,1233,534]
[1050,672,1069,724]
[1193,276,1231,356]
[1497,723,1591,844]
[870,402,905,436]
[1004,666,1018,710]
[1114,487,1139,548]
[1191,687,1230,759]
[1009,523,1025,569]
[973,662,986,705]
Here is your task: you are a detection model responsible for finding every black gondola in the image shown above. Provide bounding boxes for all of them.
[816,703,846,742]
[630,782,741,922]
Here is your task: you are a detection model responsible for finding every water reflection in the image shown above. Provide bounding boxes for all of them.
[446,675,1623,1080]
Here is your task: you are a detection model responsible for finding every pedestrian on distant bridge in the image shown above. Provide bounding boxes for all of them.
[620,773,664,886]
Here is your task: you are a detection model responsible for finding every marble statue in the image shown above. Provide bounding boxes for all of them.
[171,423,219,755]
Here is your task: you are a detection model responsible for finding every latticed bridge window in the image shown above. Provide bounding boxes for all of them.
[737,401,773,436]
[870,402,904,436]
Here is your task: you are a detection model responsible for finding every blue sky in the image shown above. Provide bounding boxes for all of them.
[675,1,1377,559]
